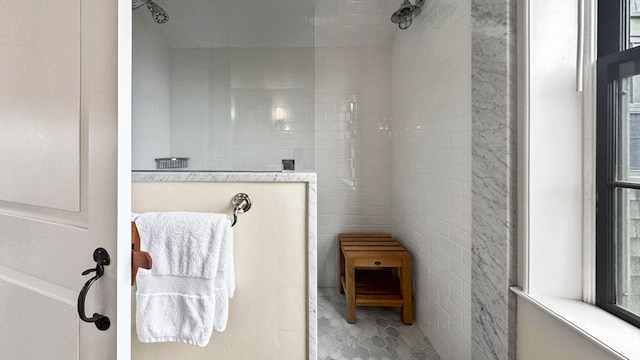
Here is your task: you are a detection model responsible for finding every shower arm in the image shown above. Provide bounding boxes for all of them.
[132,0,149,10]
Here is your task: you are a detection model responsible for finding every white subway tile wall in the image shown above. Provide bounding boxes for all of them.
[133,33,315,171]
[315,46,393,287]
[168,47,315,171]
[314,0,400,48]
[132,11,171,170]
[391,2,472,360]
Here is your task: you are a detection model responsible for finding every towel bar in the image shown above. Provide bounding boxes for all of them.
[131,193,250,284]
[231,193,251,227]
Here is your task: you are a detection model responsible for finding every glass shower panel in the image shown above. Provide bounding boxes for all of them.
[132,0,315,171]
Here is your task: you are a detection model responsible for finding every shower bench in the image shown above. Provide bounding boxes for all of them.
[339,233,413,324]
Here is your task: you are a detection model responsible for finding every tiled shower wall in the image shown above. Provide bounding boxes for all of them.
[132,12,171,170]
[315,47,393,287]
[133,11,315,171]
[168,47,315,170]
[391,1,472,360]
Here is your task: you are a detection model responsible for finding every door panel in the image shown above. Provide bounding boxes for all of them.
[0,0,119,358]
[0,272,78,359]
[0,0,81,212]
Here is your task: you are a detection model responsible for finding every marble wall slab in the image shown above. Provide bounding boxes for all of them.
[470,0,517,359]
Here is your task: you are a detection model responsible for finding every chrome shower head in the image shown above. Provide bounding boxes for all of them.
[148,1,169,24]
[132,0,169,24]
[390,0,424,30]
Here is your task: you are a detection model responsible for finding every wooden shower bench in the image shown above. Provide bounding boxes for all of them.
[339,233,413,324]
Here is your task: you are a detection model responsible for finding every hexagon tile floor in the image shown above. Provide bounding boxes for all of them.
[318,288,441,360]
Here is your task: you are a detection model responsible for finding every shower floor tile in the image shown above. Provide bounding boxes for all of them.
[318,288,441,360]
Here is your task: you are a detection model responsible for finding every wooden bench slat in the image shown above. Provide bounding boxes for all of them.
[342,245,406,252]
[344,250,410,258]
[340,238,394,242]
[339,233,394,238]
[341,241,400,246]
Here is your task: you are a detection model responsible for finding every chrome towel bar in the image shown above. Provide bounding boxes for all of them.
[231,193,251,227]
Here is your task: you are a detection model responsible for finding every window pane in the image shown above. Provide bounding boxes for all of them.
[631,0,640,48]
[632,114,640,170]
[617,62,640,181]
[616,188,640,317]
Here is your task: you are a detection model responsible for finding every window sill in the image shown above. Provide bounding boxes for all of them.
[511,287,640,360]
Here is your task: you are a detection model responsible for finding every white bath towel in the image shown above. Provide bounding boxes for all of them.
[134,211,235,347]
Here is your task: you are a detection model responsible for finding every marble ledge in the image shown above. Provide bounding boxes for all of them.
[132,171,317,183]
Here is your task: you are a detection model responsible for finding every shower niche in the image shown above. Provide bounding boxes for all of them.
[132,0,315,171]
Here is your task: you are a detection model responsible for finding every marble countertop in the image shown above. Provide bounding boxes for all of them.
[132,171,317,183]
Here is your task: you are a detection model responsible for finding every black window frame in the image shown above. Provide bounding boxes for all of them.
[596,0,640,329]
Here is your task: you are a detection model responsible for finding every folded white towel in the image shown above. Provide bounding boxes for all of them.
[134,211,235,347]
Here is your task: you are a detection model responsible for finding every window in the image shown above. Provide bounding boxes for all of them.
[629,2,640,172]
[596,0,640,328]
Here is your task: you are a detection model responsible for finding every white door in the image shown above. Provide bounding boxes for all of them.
[0,0,121,358]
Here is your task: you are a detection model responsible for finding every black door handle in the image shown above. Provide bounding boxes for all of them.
[77,247,111,331]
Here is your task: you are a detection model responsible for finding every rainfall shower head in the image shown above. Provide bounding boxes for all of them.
[390,0,424,30]
[132,0,169,24]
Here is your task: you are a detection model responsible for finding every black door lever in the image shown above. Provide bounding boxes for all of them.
[77,247,111,331]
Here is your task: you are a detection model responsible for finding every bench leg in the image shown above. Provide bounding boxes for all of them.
[339,246,345,293]
[400,257,413,325]
[346,258,356,323]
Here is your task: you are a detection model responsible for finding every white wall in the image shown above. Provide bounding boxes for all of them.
[527,0,584,297]
[131,182,308,359]
[391,1,472,359]
[315,46,393,287]
[132,11,171,170]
